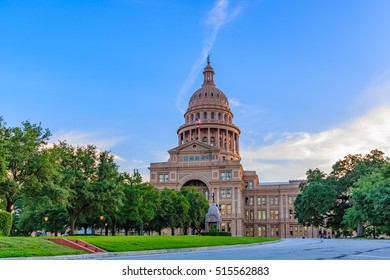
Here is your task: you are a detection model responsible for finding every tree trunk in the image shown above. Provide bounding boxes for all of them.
[171,227,175,236]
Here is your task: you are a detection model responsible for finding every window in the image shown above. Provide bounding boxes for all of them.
[270,196,279,205]
[227,222,231,232]
[220,204,226,215]
[271,226,279,237]
[245,210,254,220]
[289,209,294,219]
[226,188,232,198]
[218,113,221,120]
[210,137,215,146]
[189,156,194,161]
[203,112,207,119]
[195,156,199,161]
[184,156,188,161]
[220,171,232,181]
[245,226,254,237]
[221,222,225,232]
[158,173,169,183]
[270,210,279,221]
[258,226,266,237]
[258,210,266,221]
[288,195,296,205]
[257,196,266,205]
[245,196,254,206]
[220,189,225,199]
[226,204,232,215]
[211,112,215,119]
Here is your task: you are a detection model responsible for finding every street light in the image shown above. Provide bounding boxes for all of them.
[43,217,48,236]
[99,215,104,236]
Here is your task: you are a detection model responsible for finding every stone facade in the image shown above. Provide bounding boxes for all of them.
[149,59,318,237]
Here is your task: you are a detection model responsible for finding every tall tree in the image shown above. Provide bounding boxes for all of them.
[295,150,389,236]
[0,119,55,212]
[50,142,122,235]
[180,187,209,234]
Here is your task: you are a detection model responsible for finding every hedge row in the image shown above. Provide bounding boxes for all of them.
[0,210,12,237]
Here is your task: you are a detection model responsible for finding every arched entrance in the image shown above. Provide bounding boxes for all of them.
[182,179,210,201]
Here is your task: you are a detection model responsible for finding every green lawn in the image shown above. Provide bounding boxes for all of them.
[0,237,85,258]
[66,235,279,252]
[0,235,279,258]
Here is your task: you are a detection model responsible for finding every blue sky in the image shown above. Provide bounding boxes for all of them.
[1,0,390,182]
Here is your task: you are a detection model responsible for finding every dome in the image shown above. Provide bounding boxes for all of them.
[187,59,230,111]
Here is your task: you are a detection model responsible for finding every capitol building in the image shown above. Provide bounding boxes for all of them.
[149,59,319,238]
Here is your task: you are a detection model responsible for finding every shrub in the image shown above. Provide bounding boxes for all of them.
[200,231,232,236]
[0,210,12,237]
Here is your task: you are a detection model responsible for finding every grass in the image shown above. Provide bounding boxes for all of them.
[0,235,279,258]
[0,237,86,258]
[65,235,279,252]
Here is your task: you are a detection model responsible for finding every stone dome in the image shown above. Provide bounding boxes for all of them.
[187,60,230,111]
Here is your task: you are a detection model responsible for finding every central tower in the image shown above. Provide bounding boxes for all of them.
[177,59,241,161]
[149,59,259,236]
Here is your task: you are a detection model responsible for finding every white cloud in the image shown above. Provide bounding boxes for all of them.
[241,106,390,182]
[176,0,243,114]
[51,130,125,151]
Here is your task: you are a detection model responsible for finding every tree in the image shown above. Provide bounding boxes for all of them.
[180,187,209,234]
[50,142,122,235]
[344,164,390,237]
[295,150,389,236]
[0,119,55,213]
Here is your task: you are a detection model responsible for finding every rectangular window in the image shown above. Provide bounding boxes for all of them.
[289,209,294,220]
[227,222,231,232]
[220,204,226,215]
[184,156,188,161]
[226,171,231,181]
[245,196,254,206]
[226,204,232,215]
[220,170,232,181]
[195,156,199,161]
[270,210,279,221]
[270,196,279,205]
[257,196,266,205]
[220,189,225,199]
[226,188,232,198]
[258,210,266,221]
[189,156,194,161]
[245,210,254,220]
[245,226,254,237]
[288,195,296,205]
[158,173,169,183]
[271,226,279,237]
[258,226,266,237]
[221,222,225,232]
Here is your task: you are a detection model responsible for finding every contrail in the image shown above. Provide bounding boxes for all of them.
[176,0,243,114]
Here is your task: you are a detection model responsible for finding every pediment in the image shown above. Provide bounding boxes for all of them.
[168,140,220,155]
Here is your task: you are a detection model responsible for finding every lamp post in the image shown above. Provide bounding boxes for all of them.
[43,216,48,236]
[99,215,104,236]
[104,223,108,236]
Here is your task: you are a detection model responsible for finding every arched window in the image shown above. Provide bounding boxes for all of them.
[218,113,221,120]
[210,137,215,146]
[203,112,207,119]
[205,92,208,97]
[203,136,208,144]
[197,112,200,119]
[224,114,227,122]
[211,112,215,119]
[191,114,194,121]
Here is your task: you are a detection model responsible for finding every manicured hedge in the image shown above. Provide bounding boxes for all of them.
[0,210,12,237]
